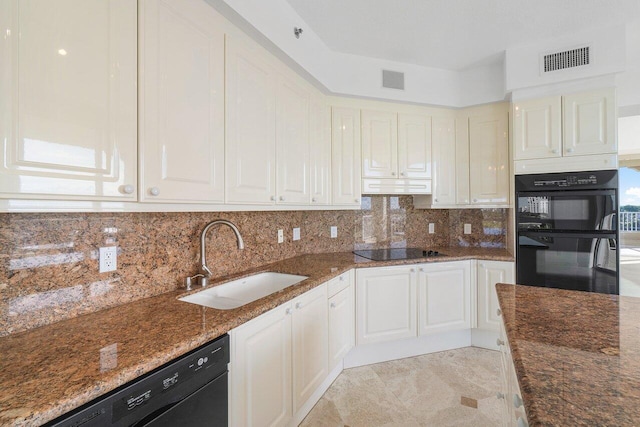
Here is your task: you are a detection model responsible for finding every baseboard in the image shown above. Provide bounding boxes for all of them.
[471,328,500,350]
[343,329,472,369]
[289,361,344,427]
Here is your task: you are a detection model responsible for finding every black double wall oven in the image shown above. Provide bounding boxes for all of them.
[515,170,619,295]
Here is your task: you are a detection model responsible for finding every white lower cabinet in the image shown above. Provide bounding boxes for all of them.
[356,265,417,345]
[417,261,472,335]
[230,283,328,427]
[327,272,355,371]
[477,261,514,332]
[498,316,529,427]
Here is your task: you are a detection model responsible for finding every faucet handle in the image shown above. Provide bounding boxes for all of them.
[185,274,204,291]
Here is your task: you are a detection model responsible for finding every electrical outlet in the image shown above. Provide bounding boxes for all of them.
[464,224,472,235]
[428,223,435,234]
[293,227,300,241]
[99,246,117,273]
[277,229,284,244]
[330,226,338,238]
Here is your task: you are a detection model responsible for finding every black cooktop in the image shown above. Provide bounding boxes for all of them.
[353,248,443,261]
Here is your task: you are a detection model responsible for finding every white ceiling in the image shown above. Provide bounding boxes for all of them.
[285,0,640,71]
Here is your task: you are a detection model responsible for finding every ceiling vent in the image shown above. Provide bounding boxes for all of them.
[382,70,405,90]
[541,46,590,73]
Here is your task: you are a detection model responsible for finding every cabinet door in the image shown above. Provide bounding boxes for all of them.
[477,261,514,331]
[328,282,354,371]
[398,113,432,179]
[231,304,292,427]
[332,107,362,206]
[0,0,137,200]
[226,34,276,204]
[469,110,509,205]
[563,88,616,157]
[361,110,397,178]
[139,0,224,203]
[512,96,562,160]
[418,261,471,335]
[276,75,310,205]
[356,265,417,345]
[431,117,457,206]
[292,284,328,412]
[455,117,470,205]
[309,94,331,205]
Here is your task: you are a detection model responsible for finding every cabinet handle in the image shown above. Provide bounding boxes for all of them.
[566,148,574,153]
[312,198,317,203]
[285,307,292,315]
[339,275,345,281]
[354,199,360,204]
[496,392,505,400]
[400,172,405,176]
[270,195,276,201]
[419,268,424,272]
[517,417,529,427]
[295,302,302,309]
[330,302,336,309]
[551,149,558,154]
[513,394,523,408]
[473,198,478,203]
[496,338,505,346]
[496,308,502,316]
[149,187,160,196]
[121,184,134,194]
[434,198,438,203]
[410,268,415,273]
[279,196,285,201]
[391,172,396,176]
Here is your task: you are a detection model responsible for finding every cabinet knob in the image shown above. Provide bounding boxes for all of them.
[121,184,134,194]
[400,172,405,176]
[517,417,529,427]
[330,302,336,309]
[566,148,574,153]
[473,198,478,203]
[551,149,558,154]
[285,307,292,315]
[312,198,317,203]
[434,198,438,203]
[496,308,502,316]
[496,392,505,400]
[496,338,505,346]
[279,196,285,201]
[339,275,345,281]
[419,267,424,272]
[479,263,485,268]
[391,172,396,176]
[513,394,523,408]
[410,268,415,273]
[295,302,302,309]
[149,187,160,196]
[354,199,360,204]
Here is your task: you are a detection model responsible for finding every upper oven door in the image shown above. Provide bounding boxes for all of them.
[516,189,617,232]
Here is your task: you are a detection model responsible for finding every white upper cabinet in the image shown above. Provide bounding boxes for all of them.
[309,94,331,205]
[332,107,362,206]
[513,89,617,173]
[361,110,398,178]
[513,96,562,160]
[276,75,310,205]
[563,88,616,157]
[398,113,432,179]
[225,33,277,204]
[0,0,137,200]
[468,108,509,205]
[139,0,224,203]
[430,116,458,206]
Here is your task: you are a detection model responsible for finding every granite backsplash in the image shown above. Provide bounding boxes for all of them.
[0,196,509,336]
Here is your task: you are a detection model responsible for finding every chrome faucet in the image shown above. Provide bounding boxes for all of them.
[186,220,244,289]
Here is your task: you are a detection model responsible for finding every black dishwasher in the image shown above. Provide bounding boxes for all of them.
[47,334,229,427]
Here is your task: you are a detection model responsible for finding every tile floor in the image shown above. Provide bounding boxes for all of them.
[300,347,502,427]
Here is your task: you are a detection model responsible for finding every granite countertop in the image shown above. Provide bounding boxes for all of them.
[496,284,640,426]
[0,248,512,426]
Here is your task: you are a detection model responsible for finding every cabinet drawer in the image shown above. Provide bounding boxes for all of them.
[327,272,351,297]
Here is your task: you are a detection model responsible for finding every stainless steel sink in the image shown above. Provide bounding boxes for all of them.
[179,272,308,310]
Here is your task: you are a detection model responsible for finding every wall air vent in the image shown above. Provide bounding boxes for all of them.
[382,69,405,90]
[542,46,590,73]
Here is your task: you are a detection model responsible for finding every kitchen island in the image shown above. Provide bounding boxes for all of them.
[496,284,640,426]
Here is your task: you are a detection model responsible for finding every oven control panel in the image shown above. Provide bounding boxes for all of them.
[533,174,598,187]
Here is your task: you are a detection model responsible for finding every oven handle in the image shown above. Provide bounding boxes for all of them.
[519,231,617,239]
[517,189,616,198]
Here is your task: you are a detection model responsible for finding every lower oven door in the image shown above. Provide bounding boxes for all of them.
[517,231,618,294]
